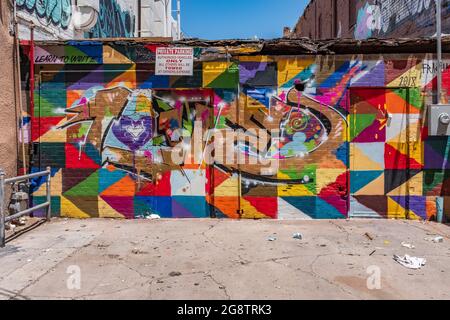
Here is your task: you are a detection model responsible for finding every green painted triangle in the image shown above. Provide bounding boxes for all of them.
[35,93,66,117]
[64,170,100,197]
[156,99,173,111]
[152,135,165,146]
[393,88,423,109]
[206,64,239,89]
[423,171,445,194]
[349,113,377,141]
[64,46,96,64]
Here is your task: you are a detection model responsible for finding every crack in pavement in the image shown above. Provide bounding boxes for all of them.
[329,221,351,242]
[200,220,251,265]
[7,230,105,300]
[204,273,231,300]
[307,254,360,299]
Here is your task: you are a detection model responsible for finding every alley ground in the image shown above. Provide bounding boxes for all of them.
[0,218,449,300]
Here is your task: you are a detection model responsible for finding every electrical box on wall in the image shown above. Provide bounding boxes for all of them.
[429,104,450,136]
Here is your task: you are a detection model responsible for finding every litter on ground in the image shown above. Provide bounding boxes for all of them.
[393,254,426,270]
[293,233,303,240]
[424,236,444,243]
[401,242,415,249]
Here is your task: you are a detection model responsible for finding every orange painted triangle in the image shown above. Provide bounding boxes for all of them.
[212,168,233,188]
[100,175,136,197]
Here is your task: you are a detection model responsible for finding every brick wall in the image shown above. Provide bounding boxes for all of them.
[0,2,17,180]
[24,42,450,222]
[292,0,450,40]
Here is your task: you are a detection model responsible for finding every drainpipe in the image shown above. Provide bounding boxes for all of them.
[436,0,445,223]
[176,0,181,40]
[163,0,168,37]
[12,0,28,174]
[138,0,142,37]
[437,0,443,105]
[29,23,35,167]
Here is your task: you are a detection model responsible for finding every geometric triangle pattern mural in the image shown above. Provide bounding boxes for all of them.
[26,42,450,221]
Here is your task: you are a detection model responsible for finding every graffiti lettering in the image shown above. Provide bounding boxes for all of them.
[88,0,135,38]
[34,54,99,64]
[17,0,72,29]
[355,0,434,39]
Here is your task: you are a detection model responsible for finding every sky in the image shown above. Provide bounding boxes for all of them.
[176,0,309,40]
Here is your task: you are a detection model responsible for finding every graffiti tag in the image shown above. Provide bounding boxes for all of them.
[17,0,72,29]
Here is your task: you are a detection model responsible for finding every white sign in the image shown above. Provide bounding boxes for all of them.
[156,47,194,76]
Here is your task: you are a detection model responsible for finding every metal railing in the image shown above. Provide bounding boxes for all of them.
[0,167,52,247]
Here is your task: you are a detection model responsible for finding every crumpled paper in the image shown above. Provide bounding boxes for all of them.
[393,254,426,270]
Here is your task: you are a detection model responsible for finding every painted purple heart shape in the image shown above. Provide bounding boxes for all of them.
[112,116,153,151]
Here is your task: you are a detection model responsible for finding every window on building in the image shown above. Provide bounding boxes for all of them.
[349,0,358,28]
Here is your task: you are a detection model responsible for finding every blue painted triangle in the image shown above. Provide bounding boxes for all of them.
[350,171,383,194]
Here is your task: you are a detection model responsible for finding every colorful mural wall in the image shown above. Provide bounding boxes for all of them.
[24,42,449,221]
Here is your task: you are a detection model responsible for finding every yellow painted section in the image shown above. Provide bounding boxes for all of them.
[37,119,68,143]
[355,174,385,196]
[238,56,274,62]
[105,67,136,89]
[203,62,233,87]
[213,176,240,197]
[387,197,421,220]
[276,57,315,87]
[316,169,346,194]
[135,94,153,114]
[240,198,272,219]
[387,63,422,88]
[244,92,267,110]
[60,196,90,218]
[350,144,384,171]
[387,172,423,196]
[277,171,314,196]
[98,197,126,219]
[387,141,423,166]
[33,170,62,197]
[103,45,133,64]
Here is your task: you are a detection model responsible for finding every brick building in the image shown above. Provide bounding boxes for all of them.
[0,2,18,180]
[291,0,450,40]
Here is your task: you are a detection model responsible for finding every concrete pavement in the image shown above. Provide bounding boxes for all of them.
[0,218,449,300]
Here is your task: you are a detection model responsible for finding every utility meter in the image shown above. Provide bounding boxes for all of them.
[429,104,450,136]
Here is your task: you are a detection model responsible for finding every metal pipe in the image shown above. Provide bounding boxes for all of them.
[138,0,142,37]
[29,23,35,164]
[437,0,443,104]
[46,167,51,221]
[437,0,445,223]
[5,202,50,223]
[4,170,49,184]
[0,170,5,247]
[177,0,181,40]
[163,0,168,37]
[0,167,51,247]
[13,0,27,174]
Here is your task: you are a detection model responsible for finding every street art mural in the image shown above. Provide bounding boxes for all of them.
[17,0,72,29]
[26,42,449,221]
[88,0,136,38]
[355,0,450,40]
